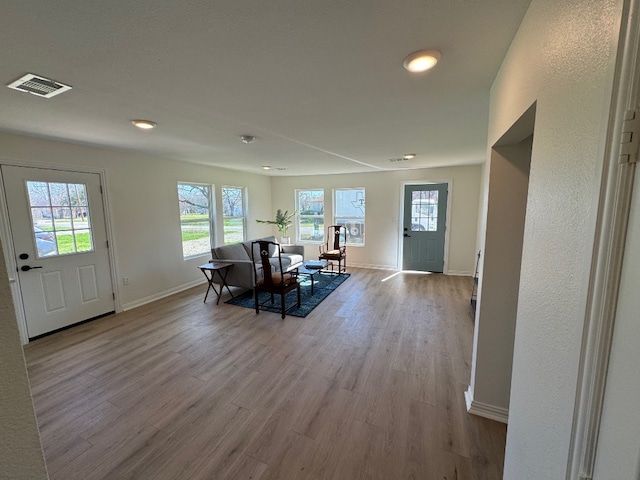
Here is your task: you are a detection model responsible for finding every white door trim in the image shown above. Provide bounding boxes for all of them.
[566,0,640,477]
[398,179,453,273]
[0,159,120,344]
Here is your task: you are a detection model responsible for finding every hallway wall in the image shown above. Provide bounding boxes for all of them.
[484,0,624,478]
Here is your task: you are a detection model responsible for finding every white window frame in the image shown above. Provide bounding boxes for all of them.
[177,182,214,259]
[334,187,365,246]
[221,185,247,244]
[295,189,325,244]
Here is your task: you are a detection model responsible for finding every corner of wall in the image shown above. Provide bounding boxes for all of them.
[0,239,49,479]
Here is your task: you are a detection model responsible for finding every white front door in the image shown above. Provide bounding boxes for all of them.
[2,165,114,339]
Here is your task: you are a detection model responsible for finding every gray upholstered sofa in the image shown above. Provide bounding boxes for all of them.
[210,236,304,290]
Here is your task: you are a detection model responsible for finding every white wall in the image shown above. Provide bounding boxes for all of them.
[485,0,624,478]
[0,131,273,309]
[270,166,482,274]
[0,238,48,479]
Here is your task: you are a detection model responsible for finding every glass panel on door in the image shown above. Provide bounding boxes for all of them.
[410,190,439,232]
[27,181,94,258]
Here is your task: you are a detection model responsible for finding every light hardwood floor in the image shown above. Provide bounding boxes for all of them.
[24,268,506,480]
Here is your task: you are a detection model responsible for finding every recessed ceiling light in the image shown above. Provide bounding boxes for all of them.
[241,135,255,144]
[262,165,271,170]
[403,50,441,73]
[131,119,157,130]
[403,153,416,159]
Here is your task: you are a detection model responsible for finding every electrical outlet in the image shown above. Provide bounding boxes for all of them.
[123,277,130,285]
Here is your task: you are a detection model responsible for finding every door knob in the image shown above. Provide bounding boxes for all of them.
[20,265,43,272]
[404,233,411,237]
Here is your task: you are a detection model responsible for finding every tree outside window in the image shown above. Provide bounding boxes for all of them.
[335,188,365,246]
[177,183,212,258]
[296,189,324,243]
[222,186,246,244]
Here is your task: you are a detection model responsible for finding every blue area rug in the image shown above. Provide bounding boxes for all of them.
[225,272,350,318]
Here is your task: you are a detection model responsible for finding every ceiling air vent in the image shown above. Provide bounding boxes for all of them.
[7,73,72,98]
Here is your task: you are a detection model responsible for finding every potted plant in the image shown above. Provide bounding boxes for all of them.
[256,209,297,244]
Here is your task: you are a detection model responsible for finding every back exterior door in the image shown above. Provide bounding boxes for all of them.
[402,183,448,272]
[2,165,115,338]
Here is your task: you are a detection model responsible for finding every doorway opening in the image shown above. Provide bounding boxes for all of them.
[466,102,535,422]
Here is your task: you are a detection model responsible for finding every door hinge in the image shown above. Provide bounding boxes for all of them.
[112,292,115,300]
[106,240,109,248]
[100,185,104,194]
[619,109,640,164]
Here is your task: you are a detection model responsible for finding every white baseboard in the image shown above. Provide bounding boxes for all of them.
[464,387,509,424]
[348,262,397,270]
[446,270,473,276]
[122,279,205,311]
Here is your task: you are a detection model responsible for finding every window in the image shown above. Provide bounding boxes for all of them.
[222,186,246,244]
[296,189,324,243]
[334,188,365,245]
[27,181,94,258]
[411,190,438,231]
[177,183,213,259]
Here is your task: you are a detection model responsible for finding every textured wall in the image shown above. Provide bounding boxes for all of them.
[0,238,48,479]
[271,165,482,274]
[486,0,624,478]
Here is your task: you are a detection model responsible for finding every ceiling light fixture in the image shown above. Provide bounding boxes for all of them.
[131,119,157,130]
[241,135,255,144]
[262,165,271,170]
[403,50,441,73]
[403,153,416,159]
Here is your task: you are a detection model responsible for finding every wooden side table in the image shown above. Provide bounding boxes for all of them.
[198,262,234,304]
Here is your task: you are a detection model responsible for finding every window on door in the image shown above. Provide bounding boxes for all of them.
[296,189,325,243]
[27,181,94,258]
[334,188,365,246]
[177,183,213,259]
[222,186,246,244]
[410,189,439,231]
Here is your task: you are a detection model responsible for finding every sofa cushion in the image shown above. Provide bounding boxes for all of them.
[213,242,249,261]
[267,258,284,271]
[266,254,303,273]
[282,253,303,266]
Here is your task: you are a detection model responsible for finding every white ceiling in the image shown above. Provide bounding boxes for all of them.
[0,0,531,176]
